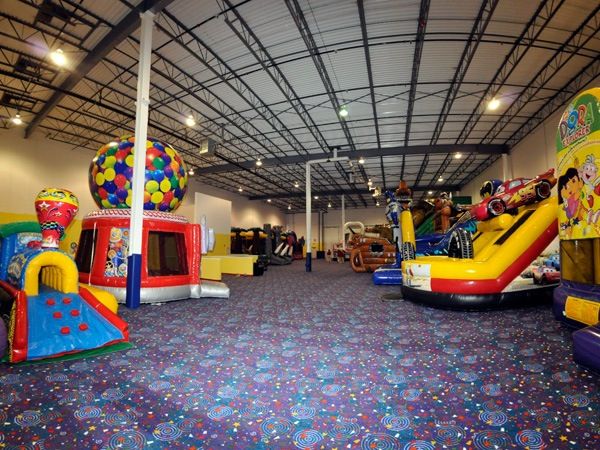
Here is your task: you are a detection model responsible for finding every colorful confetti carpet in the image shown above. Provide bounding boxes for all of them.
[0,260,598,449]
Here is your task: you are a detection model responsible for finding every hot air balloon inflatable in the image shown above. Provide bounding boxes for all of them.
[0,188,128,363]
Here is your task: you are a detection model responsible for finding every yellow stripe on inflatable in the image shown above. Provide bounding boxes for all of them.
[405,197,558,280]
[80,285,119,314]
[24,251,79,296]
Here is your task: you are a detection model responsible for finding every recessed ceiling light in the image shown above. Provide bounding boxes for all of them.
[358,157,365,164]
[256,159,263,167]
[185,115,196,127]
[314,195,319,200]
[454,152,462,159]
[11,113,23,125]
[338,105,349,118]
[267,198,271,203]
[438,176,444,182]
[49,48,66,66]
[487,98,500,111]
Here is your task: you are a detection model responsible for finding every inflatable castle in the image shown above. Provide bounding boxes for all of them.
[78,136,229,303]
[0,188,128,363]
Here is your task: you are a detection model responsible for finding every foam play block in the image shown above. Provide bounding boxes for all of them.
[220,255,258,276]
[201,256,222,281]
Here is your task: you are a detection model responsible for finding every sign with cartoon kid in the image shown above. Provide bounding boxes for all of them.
[556,87,600,240]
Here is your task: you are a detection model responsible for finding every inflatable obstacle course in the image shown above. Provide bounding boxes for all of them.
[0,189,129,363]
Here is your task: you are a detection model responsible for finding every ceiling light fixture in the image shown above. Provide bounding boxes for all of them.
[49,48,67,66]
[267,199,271,203]
[314,195,319,200]
[238,187,243,192]
[294,182,299,188]
[256,159,263,167]
[487,97,500,111]
[376,201,380,206]
[288,204,292,210]
[454,152,462,159]
[338,105,349,118]
[327,202,331,208]
[185,115,196,127]
[188,167,195,176]
[367,179,372,186]
[428,190,433,195]
[11,113,23,125]
[438,176,444,182]
[358,156,365,164]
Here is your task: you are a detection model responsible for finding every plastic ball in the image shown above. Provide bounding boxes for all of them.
[89,137,188,211]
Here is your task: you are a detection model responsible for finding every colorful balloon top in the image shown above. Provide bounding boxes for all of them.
[89,136,188,212]
[35,188,79,207]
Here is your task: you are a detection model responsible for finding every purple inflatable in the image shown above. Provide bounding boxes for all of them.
[572,325,600,373]
[0,319,7,359]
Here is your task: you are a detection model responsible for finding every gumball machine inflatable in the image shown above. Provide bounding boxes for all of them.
[77,136,229,303]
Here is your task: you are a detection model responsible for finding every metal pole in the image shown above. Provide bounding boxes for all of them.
[305,163,312,272]
[305,153,349,272]
[341,195,346,251]
[126,10,154,309]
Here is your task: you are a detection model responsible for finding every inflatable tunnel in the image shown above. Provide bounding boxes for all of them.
[0,223,128,362]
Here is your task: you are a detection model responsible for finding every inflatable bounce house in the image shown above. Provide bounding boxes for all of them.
[0,188,128,363]
[401,165,559,309]
[78,136,229,303]
[552,87,600,372]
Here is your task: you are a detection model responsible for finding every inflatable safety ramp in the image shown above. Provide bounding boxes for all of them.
[402,197,558,309]
[5,248,128,363]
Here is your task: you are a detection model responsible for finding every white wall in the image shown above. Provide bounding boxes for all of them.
[187,179,286,228]
[0,127,99,215]
[0,128,287,229]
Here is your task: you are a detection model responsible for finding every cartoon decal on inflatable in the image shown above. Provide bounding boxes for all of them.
[553,87,600,372]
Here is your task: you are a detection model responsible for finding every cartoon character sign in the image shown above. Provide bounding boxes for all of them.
[105,227,129,277]
[556,88,600,239]
[34,188,79,248]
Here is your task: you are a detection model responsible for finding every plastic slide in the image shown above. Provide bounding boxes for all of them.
[402,197,558,309]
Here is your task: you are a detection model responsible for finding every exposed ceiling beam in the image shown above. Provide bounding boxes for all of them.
[249,184,460,200]
[24,0,176,138]
[197,144,507,174]
[455,0,565,144]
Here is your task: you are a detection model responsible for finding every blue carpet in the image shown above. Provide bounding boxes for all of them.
[0,260,598,449]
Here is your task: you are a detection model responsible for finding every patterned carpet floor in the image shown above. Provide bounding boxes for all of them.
[0,260,598,449]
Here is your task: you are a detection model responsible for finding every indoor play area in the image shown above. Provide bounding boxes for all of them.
[0,1,598,449]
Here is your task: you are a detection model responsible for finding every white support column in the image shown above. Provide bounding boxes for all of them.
[126,10,154,309]
[305,152,349,271]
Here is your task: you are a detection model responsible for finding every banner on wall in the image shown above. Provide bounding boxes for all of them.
[556,87,600,240]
